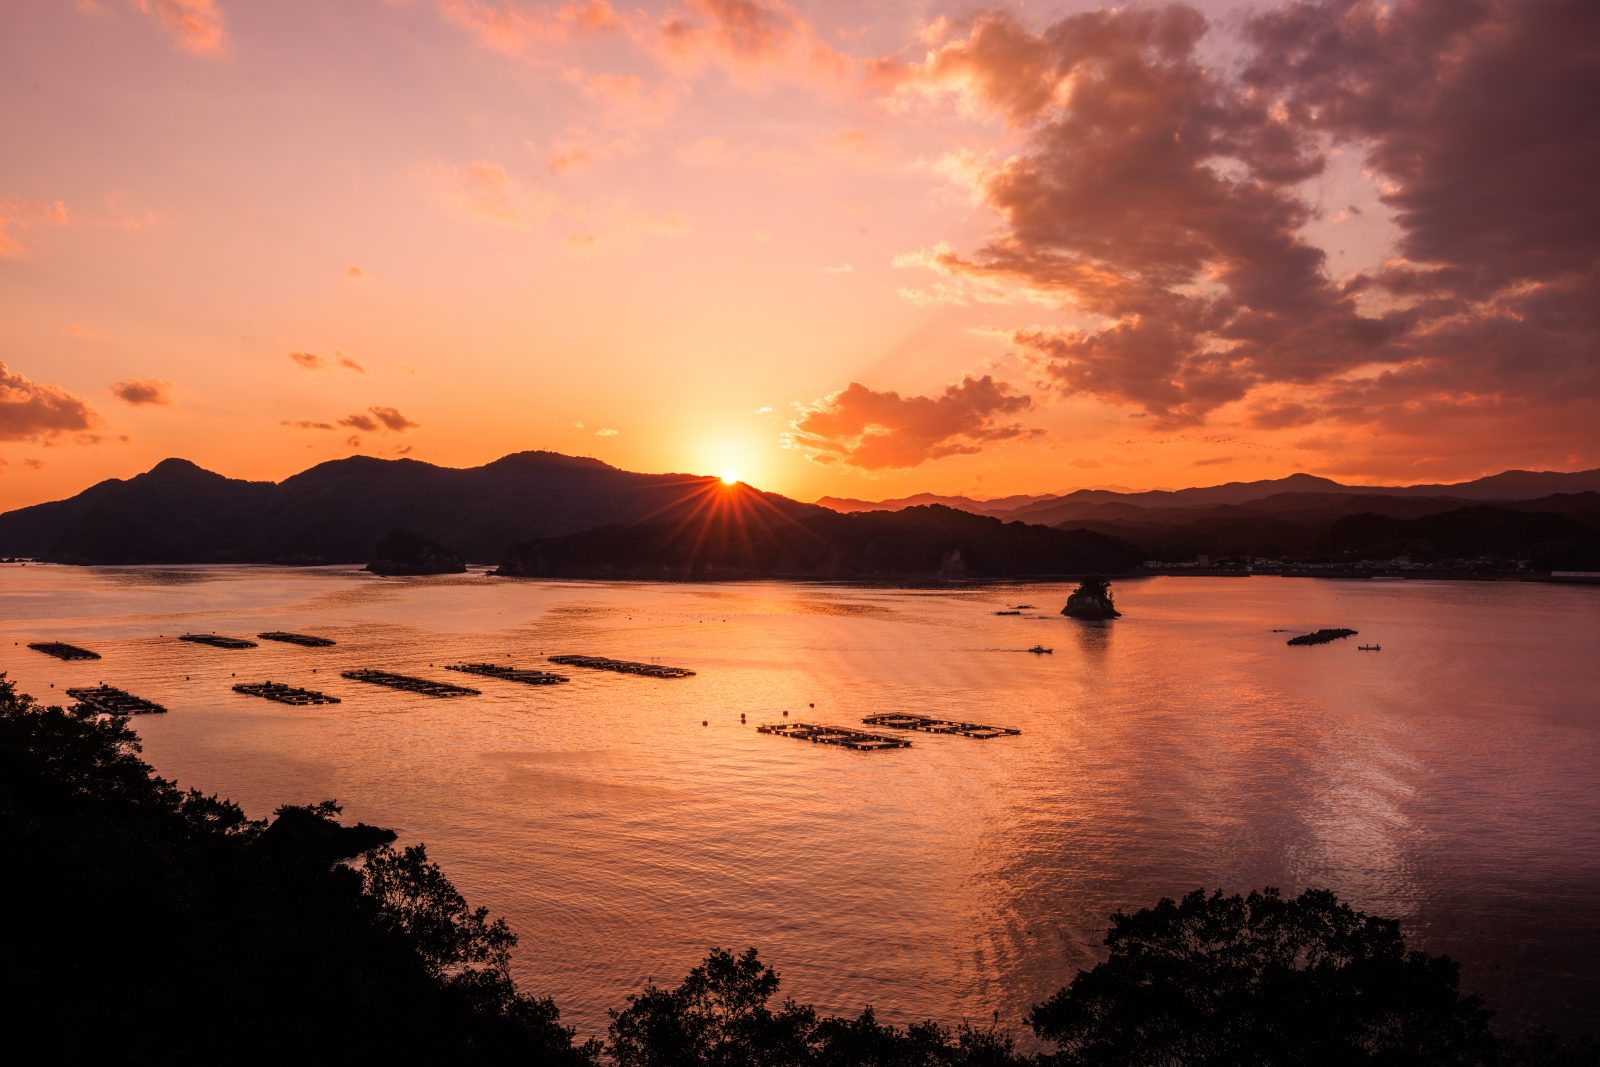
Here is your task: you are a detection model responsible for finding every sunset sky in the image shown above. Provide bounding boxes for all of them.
[1,0,1595,510]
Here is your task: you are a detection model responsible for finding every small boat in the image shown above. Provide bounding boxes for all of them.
[1027,645,1053,655]
[1357,644,1382,651]
[994,610,1022,616]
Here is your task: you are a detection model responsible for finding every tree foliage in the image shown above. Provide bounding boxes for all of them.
[0,675,594,1063]
[609,946,1017,1067]
[1030,888,1499,1065]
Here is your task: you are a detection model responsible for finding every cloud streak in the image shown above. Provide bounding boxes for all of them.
[289,351,365,373]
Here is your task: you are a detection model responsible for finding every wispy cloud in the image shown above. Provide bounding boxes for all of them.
[289,350,365,373]
[0,199,69,258]
[132,0,227,56]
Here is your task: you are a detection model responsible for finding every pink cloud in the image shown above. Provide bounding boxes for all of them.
[444,0,859,92]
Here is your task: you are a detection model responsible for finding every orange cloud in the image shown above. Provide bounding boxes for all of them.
[339,406,418,433]
[110,378,174,406]
[460,162,523,222]
[289,351,364,373]
[439,0,622,55]
[787,375,1039,469]
[133,0,227,56]
[0,363,100,442]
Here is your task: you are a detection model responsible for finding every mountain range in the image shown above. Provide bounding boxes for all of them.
[2,455,1596,573]
[820,469,1600,524]
[0,453,1140,577]
[816,470,1600,569]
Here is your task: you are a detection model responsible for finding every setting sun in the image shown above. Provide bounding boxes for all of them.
[720,471,740,486]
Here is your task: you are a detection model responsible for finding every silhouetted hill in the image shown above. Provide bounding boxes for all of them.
[819,469,1600,527]
[0,452,824,565]
[366,528,467,576]
[1050,495,1600,565]
[496,501,1144,580]
[1319,506,1600,569]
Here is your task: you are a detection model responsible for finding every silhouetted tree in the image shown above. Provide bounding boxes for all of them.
[1075,576,1114,607]
[0,675,595,1063]
[609,946,1019,1067]
[1030,887,1500,1065]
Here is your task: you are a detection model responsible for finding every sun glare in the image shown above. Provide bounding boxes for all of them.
[720,471,740,486]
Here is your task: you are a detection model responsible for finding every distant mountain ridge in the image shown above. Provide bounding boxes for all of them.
[814,492,1055,518]
[820,468,1600,525]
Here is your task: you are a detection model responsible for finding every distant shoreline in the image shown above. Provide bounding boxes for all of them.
[5,559,1598,588]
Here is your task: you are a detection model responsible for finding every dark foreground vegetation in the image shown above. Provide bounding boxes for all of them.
[1,677,1593,1064]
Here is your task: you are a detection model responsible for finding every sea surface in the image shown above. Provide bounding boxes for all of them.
[4,566,1599,1042]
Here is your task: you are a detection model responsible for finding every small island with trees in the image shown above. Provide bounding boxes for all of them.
[1062,576,1121,620]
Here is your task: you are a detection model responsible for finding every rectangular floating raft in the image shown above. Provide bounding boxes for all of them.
[28,641,101,661]
[446,663,569,686]
[340,669,480,698]
[861,713,1021,739]
[756,721,912,751]
[179,633,259,649]
[66,685,166,715]
[233,681,341,706]
[256,631,336,647]
[548,654,695,678]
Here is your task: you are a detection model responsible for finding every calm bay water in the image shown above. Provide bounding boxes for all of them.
[4,565,1599,1040]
